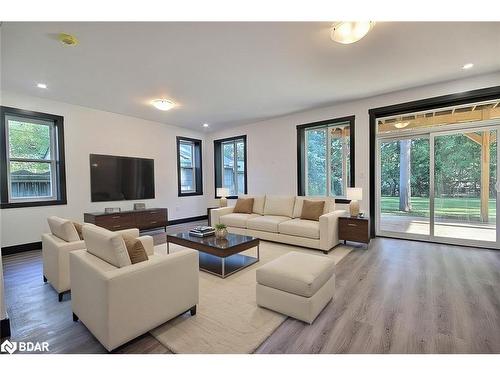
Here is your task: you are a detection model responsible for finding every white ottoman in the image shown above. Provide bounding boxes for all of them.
[256,252,335,324]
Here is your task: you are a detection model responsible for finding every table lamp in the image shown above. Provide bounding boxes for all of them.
[217,188,230,207]
[347,187,362,217]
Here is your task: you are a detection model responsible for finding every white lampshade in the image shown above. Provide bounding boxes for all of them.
[347,187,363,201]
[217,188,230,198]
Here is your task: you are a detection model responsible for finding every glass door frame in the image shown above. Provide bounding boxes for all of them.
[376,120,500,249]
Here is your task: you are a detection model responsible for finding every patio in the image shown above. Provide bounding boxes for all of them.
[380,214,496,242]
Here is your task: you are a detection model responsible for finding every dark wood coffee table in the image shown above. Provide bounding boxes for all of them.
[166,232,260,278]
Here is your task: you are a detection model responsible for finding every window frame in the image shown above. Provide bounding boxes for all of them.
[297,116,355,204]
[1,106,67,209]
[176,136,203,197]
[214,135,247,199]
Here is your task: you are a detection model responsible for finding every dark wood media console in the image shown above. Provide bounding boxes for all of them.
[84,208,168,232]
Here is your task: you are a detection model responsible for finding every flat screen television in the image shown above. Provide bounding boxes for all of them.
[90,154,155,202]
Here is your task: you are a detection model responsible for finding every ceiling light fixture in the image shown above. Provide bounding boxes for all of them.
[394,121,410,129]
[37,83,48,89]
[330,21,375,44]
[59,33,79,46]
[462,63,474,70]
[202,123,209,128]
[151,99,176,111]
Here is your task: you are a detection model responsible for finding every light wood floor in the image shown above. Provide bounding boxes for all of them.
[2,221,500,353]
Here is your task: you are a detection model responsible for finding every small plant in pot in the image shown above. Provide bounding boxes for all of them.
[214,223,228,239]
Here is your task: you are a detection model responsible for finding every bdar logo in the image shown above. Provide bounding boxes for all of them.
[1,339,17,354]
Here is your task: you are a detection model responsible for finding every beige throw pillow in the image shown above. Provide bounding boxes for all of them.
[72,222,84,240]
[300,200,325,221]
[233,198,254,214]
[122,235,149,264]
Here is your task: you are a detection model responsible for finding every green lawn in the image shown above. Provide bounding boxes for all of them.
[381,196,496,221]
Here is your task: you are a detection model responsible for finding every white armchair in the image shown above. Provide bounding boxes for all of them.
[70,225,199,351]
[42,216,142,301]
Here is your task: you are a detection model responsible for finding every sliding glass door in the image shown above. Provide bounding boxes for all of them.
[375,98,500,248]
[378,136,430,237]
[432,128,497,244]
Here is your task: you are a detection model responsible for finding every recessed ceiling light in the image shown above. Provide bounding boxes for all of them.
[331,22,375,44]
[202,123,209,128]
[462,63,474,70]
[37,83,48,89]
[151,99,176,111]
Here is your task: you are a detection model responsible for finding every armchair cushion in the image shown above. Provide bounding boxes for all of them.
[48,216,80,242]
[122,235,149,264]
[83,225,132,268]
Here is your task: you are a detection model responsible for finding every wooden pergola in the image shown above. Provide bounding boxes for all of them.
[464,131,496,222]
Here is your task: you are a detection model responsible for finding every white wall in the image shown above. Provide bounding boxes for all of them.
[205,72,500,212]
[0,92,210,247]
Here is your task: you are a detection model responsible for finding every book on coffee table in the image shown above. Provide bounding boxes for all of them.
[189,226,215,237]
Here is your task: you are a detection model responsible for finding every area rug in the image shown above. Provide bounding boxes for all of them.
[150,241,353,354]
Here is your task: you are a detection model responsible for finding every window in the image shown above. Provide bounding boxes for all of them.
[214,135,247,198]
[1,106,66,208]
[176,137,203,196]
[297,116,355,200]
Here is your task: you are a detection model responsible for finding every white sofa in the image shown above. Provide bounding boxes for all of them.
[210,195,346,253]
[70,224,199,351]
[42,216,140,301]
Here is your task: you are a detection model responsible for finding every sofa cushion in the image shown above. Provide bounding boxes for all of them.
[247,215,290,233]
[233,198,254,214]
[292,196,335,218]
[122,235,149,264]
[82,225,132,268]
[220,213,260,228]
[279,218,320,239]
[240,195,266,214]
[264,195,295,217]
[256,252,335,298]
[47,216,81,242]
[300,200,325,221]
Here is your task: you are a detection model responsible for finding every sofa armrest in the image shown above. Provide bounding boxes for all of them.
[42,234,86,292]
[137,235,154,256]
[210,206,234,225]
[319,210,347,251]
[116,228,140,238]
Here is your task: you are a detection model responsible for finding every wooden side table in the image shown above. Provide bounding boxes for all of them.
[338,216,370,247]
